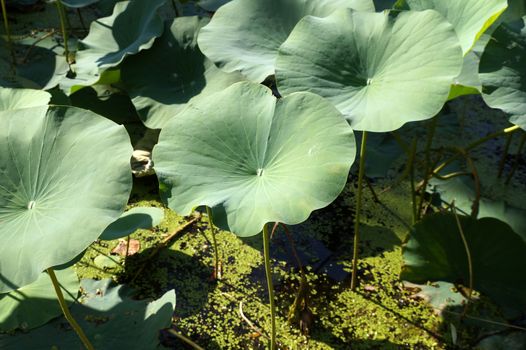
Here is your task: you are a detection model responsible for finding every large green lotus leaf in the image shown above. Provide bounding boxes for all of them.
[0,279,176,349]
[479,17,526,130]
[197,0,375,82]
[276,9,463,132]
[448,51,482,100]
[401,213,526,310]
[100,206,164,240]
[0,268,79,332]
[429,173,526,243]
[73,0,165,81]
[121,16,244,129]
[0,87,51,111]
[404,0,508,55]
[0,106,132,293]
[153,82,356,237]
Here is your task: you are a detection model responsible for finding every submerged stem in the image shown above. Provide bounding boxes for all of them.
[351,131,368,290]
[47,268,94,350]
[262,223,276,350]
[206,206,220,280]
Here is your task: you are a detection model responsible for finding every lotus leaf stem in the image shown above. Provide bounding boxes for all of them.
[77,9,86,31]
[55,0,70,61]
[351,131,368,290]
[0,0,15,71]
[47,268,94,350]
[433,125,521,176]
[505,131,526,185]
[206,206,221,280]
[451,202,473,317]
[408,138,418,224]
[431,171,471,181]
[497,132,514,178]
[262,223,276,350]
[417,117,438,220]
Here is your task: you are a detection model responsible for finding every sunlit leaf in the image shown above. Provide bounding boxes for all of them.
[198,0,375,82]
[0,106,132,292]
[153,82,356,236]
[121,16,244,129]
[276,9,462,132]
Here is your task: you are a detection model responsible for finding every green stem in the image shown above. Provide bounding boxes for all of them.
[262,223,276,350]
[433,125,521,176]
[408,138,418,224]
[497,133,514,178]
[47,268,94,350]
[351,131,368,290]
[505,131,526,185]
[451,203,473,317]
[0,0,15,72]
[417,117,438,220]
[55,0,70,61]
[206,206,220,280]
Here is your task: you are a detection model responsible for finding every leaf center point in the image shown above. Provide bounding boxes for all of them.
[27,201,36,210]
[256,168,264,177]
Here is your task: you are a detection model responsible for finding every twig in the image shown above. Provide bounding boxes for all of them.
[238,301,269,340]
[167,329,205,350]
[130,215,199,283]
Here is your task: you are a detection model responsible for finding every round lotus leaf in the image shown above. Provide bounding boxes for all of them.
[0,106,132,293]
[0,279,176,350]
[153,82,356,237]
[479,17,526,130]
[73,0,165,79]
[100,206,164,240]
[401,213,526,310]
[0,268,79,332]
[404,0,508,55]
[121,16,244,129]
[0,87,51,111]
[197,0,375,82]
[276,9,463,132]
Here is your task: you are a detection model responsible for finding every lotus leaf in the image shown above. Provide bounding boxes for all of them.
[403,0,508,55]
[0,268,79,332]
[121,16,244,129]
[429,171,526,242]
[100,206,164,240]
[276,9,463,132]
[401,213,526,310]
[479,16,526,130]
[197,0,375,82]
[0,87,51,111]
[153,82,356,236]
[0,279,176,349]
[60,0,100,8]
[0,106,132,292]
[72,0,165,84]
